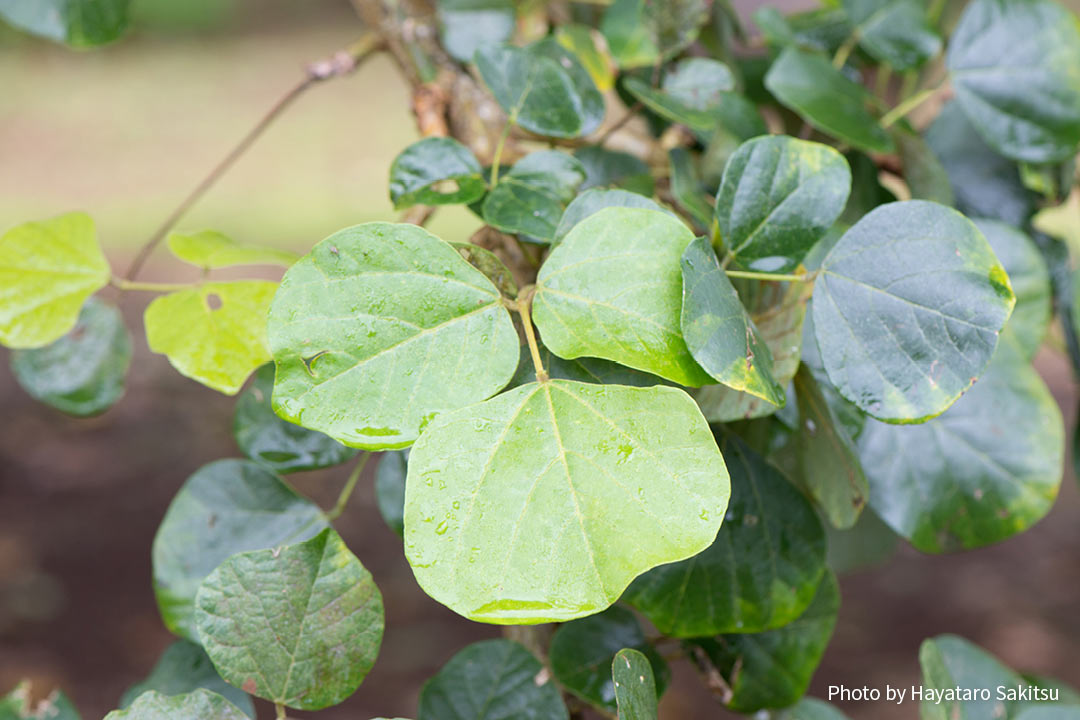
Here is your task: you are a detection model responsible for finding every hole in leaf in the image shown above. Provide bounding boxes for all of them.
[205,293,223,311]
[432,178,461,195]
[302,350,329,376]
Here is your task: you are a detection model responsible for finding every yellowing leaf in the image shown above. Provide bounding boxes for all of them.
[167,230,299,269]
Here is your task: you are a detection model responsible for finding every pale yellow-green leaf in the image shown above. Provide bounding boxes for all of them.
[1033,189,1080,257]
[0,212,111,348]
[144,281,276,395]
[167,230,299,269]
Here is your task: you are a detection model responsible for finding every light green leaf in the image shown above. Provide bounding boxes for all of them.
[695,281,812,422]
[418,640,568,720]
[119,641,254,718]
[668,149,713,229]
[389,137,487,210]
[195,528,384,710]
[793,364,868,529]
[1015,708,1080,720]
[764,47,895,154]
[775,698,852,720]
[612,649,658,720]
[1033,190,1080,256]
[553,189,670,245]
[812,200,1015,422]
[894,129,955,206]
[167,230,299,270]
[600,0,708,68]
[549,606,669,714]
[0,683,80,720]
[533,207,712,386]
[947,0,1080,163]
[688,571,840,713]
[716,135,851,273]
[844,0,941,70]
[104,690,245,720]
[859,342,1063,553]
[145,281,276,395]
[482,151,586,242]
[0,212,111,349]
[10,296,131,416]
[233,364,359,473]
[0,0,129,46]
[925,102,1038,227]
[555,25,615,92]
[624,58,735,132]
[152,459,329,641]
[267,222,519,450]
[475,44,603,139]
[573,146,655,196]
[974,220,1051,359]
[918,635,1024,720]
[625,434,825,636]
[681,237,784,404]
[375,449,408,537]
[436,0,514,63]
[405,379,730,623]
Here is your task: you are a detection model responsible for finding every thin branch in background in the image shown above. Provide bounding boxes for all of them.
[597,102,642,145]
[123,34,384,282]
[691,645,734,705]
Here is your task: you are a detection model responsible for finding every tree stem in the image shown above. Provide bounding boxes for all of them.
[123,33,383,282]
[326,453,371,521]
[724,269,812,283]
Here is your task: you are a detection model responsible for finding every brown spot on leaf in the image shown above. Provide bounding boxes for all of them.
[242,677,257,693]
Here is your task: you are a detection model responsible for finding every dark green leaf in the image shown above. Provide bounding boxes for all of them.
[554,189,670,245]
[716,135,851,273]
[573,146,655,196]
[668,149,714,229]
[104,690,245,720]
[195,529,384,710]
[10,296,131,417]
[925,102,1038,226]
[510,343,669,389]
[681,237,784,404]
[600,0,708,68]
[450,242,519,297]
[0,212,111,349]
[839,152,896,226]
[624,58,735,133]
[549,606,669,713]
[895,129,955,205]
[405,380,730,623]
[0,0,129,46]
[844,0,941,70]
[764,47,895,154]
[812,200,1015,422]
[375,450,408,537]
[528,39,606,134]
[976,219,1052,359]
[793,365,868,529]
[859,342,1063,553]
[418,640,568,720]
[475,44,603,138]
[389,137,487,209]
[918,635,1024,720]
[119,641,254,718]
[612,649,658,720]
[947,0,1080,163]
[152,459,329,641]
[483,151,586,242]
[774,698,852,720]
[1015,707,1080,720]
[626,435,825,636]
[268,222,519,450]
[233,364,358,473]
[437,0,514,63]
[534,207,713,386]
[688,571,840,713]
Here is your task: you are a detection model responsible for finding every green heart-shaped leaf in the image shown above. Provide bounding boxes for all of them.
[268,222,519,450]
[233,364,359,473]
[554,189,670,245]
[764,47,895,154]
[152,459,329,641]
[625,435,825,636]
[405,379,730,623]
[483,150,586,242]
[389,137,487,210]
[195,528,384,710]
[811,200,1014,422]
[10,296,131,417]
[534,207,712,386]
[947,0,1080,163]
[145,281,276,395]
[0,212,111,349]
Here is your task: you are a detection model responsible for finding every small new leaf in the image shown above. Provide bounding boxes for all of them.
[389,137,487,209]
[612,649,659,720]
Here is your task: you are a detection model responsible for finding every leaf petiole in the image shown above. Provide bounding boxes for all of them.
[506,287,549,383]
[880,84,943,128]
[110,277,196,292]
[489,120,514,188]
[724,269,815,283]
[326,453,371,521]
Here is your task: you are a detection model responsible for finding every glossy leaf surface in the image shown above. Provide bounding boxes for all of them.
[389,137,487,209]
[612,649,659,720]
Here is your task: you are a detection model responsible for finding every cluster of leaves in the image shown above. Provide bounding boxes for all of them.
[3,0,1080,716]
